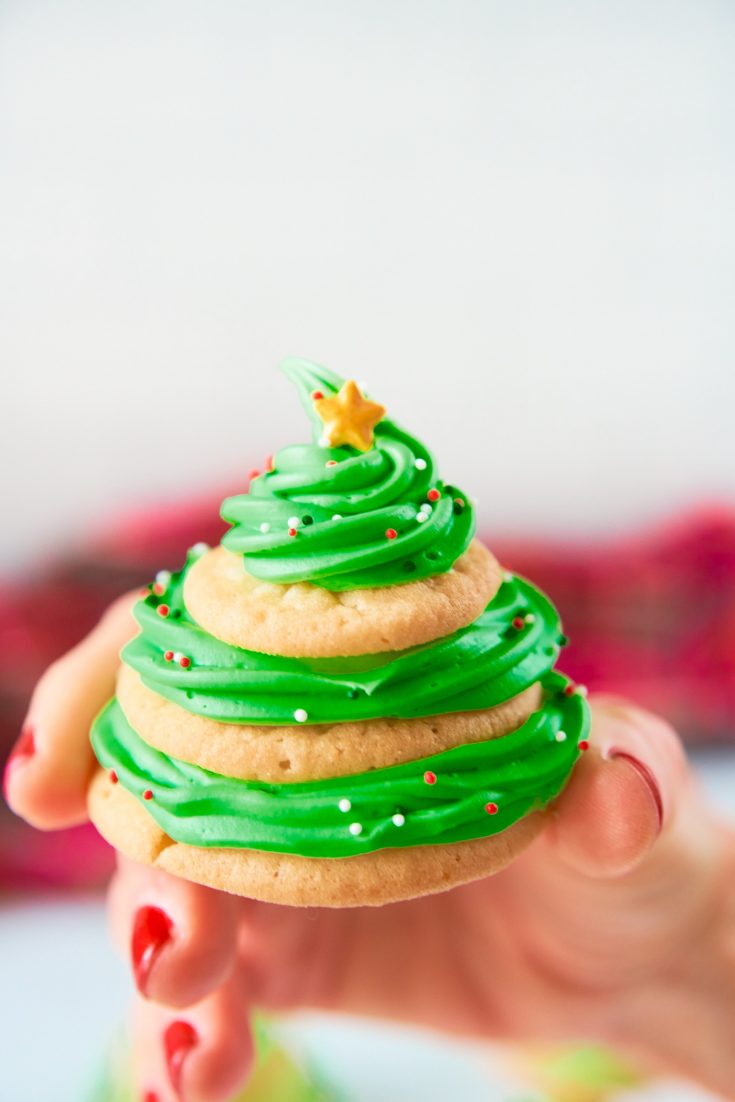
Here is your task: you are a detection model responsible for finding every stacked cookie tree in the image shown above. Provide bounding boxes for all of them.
[89,359,589,906]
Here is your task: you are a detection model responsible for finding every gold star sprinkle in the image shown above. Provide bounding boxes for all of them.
[314,380,386,452]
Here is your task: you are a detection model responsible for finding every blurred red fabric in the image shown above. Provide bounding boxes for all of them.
[2,490,733,891]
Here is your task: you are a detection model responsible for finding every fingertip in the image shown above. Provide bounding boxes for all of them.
[112,858,240,1009]
[4,589,141,832]
[181,978,255,1102]
[547,694,683,878]
[548,747,663,877]
[592,694,687,830]
[3,722,92,829]
[133,971,255,1102]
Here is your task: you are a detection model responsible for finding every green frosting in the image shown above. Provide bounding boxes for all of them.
[220,359,474,590]
[91,672,589,858]
[124,551,564,725]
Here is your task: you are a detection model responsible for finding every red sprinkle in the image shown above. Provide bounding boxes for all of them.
[311,390,324,400]
[512,616,525,630]
[179,656,191,669]
[164,650,174,662]
[265,454,274,471]
[326,459,337,467]
[152,583,165,596]
[143,789,153,800]
[157,605,170,618]
[454,497,465,508]
[578,739,590,751]
[248,468,260,481]
[288,527,297,537]
[485,802,498,815]
[564,684,576,696]
[110,771,118,784]
[427,488,441,502]
[385,528,398,540]
[424,770,437,785]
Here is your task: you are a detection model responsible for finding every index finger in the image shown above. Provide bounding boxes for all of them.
[4,591,139,829]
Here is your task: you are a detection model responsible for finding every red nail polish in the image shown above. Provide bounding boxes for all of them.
[132,906,174,997]
[164,1020,198,1098]
[3,725,36,799]
[609,749,664,830]
[142,1092,160,1102]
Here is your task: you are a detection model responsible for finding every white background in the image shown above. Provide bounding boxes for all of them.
[1,0,734,574]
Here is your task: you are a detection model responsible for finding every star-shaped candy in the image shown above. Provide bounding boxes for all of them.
[314,380,386,452]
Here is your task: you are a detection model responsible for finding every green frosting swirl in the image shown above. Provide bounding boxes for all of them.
[123,552,565,725]
[91,672,589,858]
[220,359,474,590]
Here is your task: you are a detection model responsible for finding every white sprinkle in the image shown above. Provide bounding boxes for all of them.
[287,516,300,529]
[416,511,429,524]
[555,730,568,743]
[318,435,330,448]
[294,708,309,723]
[173,652,183,664]
[414,458,427,471]
[338,798,351,813]
[259,522,271,534]
[392,813,405,827]
[524,613,536,624]
[190,542,209,557]
[155,570,171,587]
[503,570,513,583]
[332,514,343,521]
[349,822,363,836]
[421,503,433,514]
[576,685,589,697]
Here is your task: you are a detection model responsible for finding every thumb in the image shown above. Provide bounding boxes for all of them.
[544,694,689,878]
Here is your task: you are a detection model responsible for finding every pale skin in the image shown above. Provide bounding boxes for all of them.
[5,595,735,1102]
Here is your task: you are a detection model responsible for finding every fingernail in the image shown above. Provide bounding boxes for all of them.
[142,1093,160,1102]
[132,906,174,997]
[608,749,664,831]
[3,725,36,799]
[164,1020,198,1099]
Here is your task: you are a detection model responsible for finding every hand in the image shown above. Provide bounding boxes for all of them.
[6,596,735,1102]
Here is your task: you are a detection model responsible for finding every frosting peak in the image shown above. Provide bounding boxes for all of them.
[220,359,475,591]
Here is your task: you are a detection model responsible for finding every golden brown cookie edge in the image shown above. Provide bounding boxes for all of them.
[88,769,544,907]
[116,664,543,782]
[183,539,501,657]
